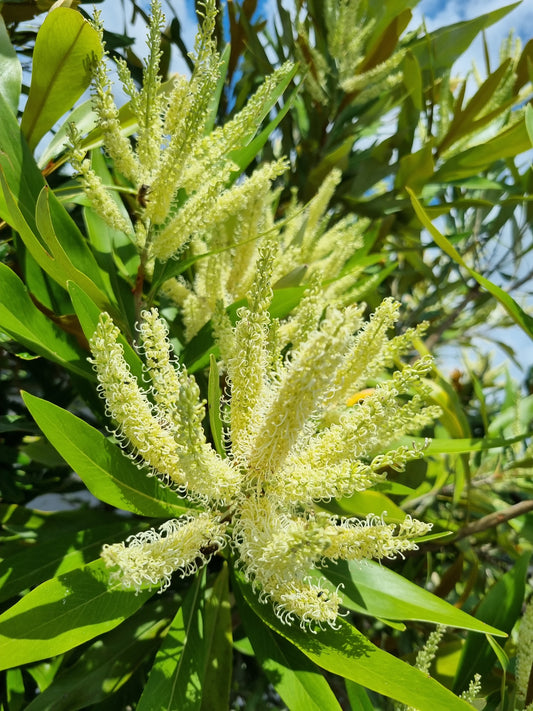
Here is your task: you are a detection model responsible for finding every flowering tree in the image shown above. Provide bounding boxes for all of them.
[0,1,532,709]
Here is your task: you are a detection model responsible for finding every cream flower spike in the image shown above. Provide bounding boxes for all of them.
[93,267,438,627]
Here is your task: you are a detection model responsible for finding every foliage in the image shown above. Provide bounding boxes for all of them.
[0,0,532,709]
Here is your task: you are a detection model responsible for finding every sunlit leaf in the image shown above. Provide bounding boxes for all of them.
[21,7,102,151]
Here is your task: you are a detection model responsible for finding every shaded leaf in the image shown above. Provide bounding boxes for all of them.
[0,15,22,113]
[235,570,474,710]
[0,559,155,670]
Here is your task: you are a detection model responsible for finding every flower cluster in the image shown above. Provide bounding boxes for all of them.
[91,251,440,629]
[69,0,293,267]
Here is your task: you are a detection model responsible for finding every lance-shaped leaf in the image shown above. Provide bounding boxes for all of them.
[137,571,206,711]
[408,187,533,339]
[236,583,342,711]
[453,552,530,694]
[0,170,115,312]
[24,598,171,711]
[0,511,145,604]
[22,392,191,518]
[0,560,155,671]
[321,560,505,635]
[0,15,22,114]
[21,7,102,152]
[200,565,233,711]
[235,571,475,711]
[0,264,92,379]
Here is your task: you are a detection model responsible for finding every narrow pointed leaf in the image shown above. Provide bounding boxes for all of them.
[236,584,342,711]
[235,571,474,710]
[321,560,505,636]
[0,15,22,113]
[453,552,530,693]
[137,572,206,711]
[22,392,191,518]
[0,264,92,378]
[200,565,233,711]
[408,188,533,338]
[0,560,154,671]
[21,7,102,151]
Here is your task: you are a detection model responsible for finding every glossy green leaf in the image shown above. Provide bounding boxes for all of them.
[20,7,102,151]
[25,598,170,711]
[0,516,141,603]
[434,118,532,181]
[137,572,205,711]
[408,188,533,338]
[200,565,233,711]
[453,552,530,693]
[22,392,191,518]
[236,583,342,711]
[0,264,92,379]
[345,680,375,711]
[0,90,46,226]
[324,489,406,521]
[0,559,154,671]
[0,171,113,311]
[208,354,225,458]
[0,15,22,114]
[409,3,520,80]
[400,433,531,454]
[321,560,505,635]
[235,571,474,710]
[68,280,143,383]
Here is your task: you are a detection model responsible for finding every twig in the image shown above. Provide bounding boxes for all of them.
[451,499,533,543]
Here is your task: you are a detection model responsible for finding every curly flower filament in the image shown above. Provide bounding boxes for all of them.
[92,263,437,628]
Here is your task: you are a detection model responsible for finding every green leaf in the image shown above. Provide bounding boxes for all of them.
[453,552,530,693]
[0,15,22,114]
[400,433,531,454]
[0,170,113,311]
[0,559,155,671]
[0,514,141,604]
[236,584,342,711]
[20,7,102,151]
[68,280,143,382]
[235,571,474,710]
[200,565,233,711]
[407,187,533,338]
[0,90,46,227]
[409,3,520,81]
[434,118,532,181]
[0,264,92,379]
[525,103,533,148]
[24,598,171,711]
[345,680,375,711]
[137,572,206,711]
[321,560,505,636]
[208,354,225,458]
[22,392,191,518]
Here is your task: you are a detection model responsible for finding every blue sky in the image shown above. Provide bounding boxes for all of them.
[99,0,532,78]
